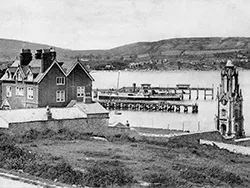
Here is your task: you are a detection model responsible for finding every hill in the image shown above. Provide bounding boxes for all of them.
[1,37,250,70]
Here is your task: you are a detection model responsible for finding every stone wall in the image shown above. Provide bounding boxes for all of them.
[169,131,234,144]
[7,117,109,136]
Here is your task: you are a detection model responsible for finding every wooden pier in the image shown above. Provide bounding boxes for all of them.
[98,99,198,114]
[117,84,214,100]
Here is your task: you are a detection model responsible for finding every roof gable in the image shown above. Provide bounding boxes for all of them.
[13,66,26,80]
[66,60,94,81]
[36,60,67,83]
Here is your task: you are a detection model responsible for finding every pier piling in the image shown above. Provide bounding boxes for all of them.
[98,100,198,114]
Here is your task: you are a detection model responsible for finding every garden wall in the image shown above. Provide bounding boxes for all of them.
[7,117,109,136]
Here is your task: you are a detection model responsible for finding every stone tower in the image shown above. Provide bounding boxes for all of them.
[216,60,244,138]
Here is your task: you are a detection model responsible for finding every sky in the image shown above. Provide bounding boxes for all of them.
[0,0,250,50]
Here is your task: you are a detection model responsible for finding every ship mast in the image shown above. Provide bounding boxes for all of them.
[117,71,120,90]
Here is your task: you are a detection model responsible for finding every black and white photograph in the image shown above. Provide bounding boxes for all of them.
[0,0,250,187]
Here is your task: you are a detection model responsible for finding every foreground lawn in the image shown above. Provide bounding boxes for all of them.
[16,130,250,188]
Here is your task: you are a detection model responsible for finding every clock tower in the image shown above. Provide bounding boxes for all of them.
[216,60,245,138]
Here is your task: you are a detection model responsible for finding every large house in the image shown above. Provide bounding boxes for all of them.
[0,48,94,109]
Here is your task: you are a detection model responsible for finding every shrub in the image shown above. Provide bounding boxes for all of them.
[142,171,180,187]
[206,166,243,186]
[83,160,134,187]
[180,170,209,184]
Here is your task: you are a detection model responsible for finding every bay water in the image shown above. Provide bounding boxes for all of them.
[91,70,250,135]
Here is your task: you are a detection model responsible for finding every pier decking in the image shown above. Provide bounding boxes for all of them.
[98,99,198,113]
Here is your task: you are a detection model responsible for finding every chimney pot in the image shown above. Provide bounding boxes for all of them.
[46,106,52,120]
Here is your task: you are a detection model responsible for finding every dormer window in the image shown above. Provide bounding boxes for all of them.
[17,71,22,81]
[27,71,33,81]
[13,68,23,81]
[56,77,65,85]
[5,70,11,80]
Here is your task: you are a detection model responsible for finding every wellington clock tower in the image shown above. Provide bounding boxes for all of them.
[216,60,245,138]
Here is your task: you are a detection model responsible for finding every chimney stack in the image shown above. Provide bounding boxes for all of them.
[46,106,52,120]
[133,83,136,93]
[35,49,42,59]
[20,49,32,66]
[41,48,57,73]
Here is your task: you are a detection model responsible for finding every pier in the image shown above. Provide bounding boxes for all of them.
[98,99,198,113]
[118,84,214,100]
[94,84,214,100]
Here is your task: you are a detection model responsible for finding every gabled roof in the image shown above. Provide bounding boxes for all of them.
[64,59,94,81]
[0,107,87,127]
[8,67,17,73]
[10,59,20,67]
[35,60,67,83]
[29,67,41,74]
[0,54,94,83]
[29,59,42,68]
[13,66,26,79]
[68,101,109,115]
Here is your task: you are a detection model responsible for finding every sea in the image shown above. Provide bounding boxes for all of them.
[91,70,250,135]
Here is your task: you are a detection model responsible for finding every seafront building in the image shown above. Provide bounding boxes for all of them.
[0,48,109,135]
[0,48,94,109]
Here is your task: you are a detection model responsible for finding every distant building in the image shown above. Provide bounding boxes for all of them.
[0,48,94,109]
[216,60,245,138]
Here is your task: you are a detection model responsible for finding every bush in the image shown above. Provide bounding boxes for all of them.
[0,133,85,186]
[180,170,209,184]
[206,166,243,186]
[142,171,180,187]
[83,160,134,187]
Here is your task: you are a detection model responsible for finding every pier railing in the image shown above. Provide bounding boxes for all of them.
[97,99,198,114]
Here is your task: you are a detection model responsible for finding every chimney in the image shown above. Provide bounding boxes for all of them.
[46,106,52,120]
[133,83,136,93]
[35,49,42,59]
[20,49,32,66]
[41,48,57,73]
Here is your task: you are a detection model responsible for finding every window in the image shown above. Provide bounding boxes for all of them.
[77,86,85,97]
[221,109,226,117]
[16,87,24,96]
[56,77,65,85]
[6,86,12,97]
[27,72,33,81]
[17,71,22,81]
[5,70,11,80]
[27,87,34,99]
[56,90,65,102]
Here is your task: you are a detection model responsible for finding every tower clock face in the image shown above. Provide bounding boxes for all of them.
[221,99,228,106]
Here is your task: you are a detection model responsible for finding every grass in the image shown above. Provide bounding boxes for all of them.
[3,129,250,187]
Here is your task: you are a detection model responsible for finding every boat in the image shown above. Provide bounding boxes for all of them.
[97,83,183,101]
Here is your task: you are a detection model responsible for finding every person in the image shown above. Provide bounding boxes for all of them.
[126,120,130,127]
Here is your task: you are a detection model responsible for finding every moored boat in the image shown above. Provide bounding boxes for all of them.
[96,83,183,101]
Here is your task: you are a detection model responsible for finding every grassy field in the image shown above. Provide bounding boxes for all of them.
[16,131,250,188]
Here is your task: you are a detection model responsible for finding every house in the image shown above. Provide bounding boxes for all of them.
[0,103,109,136]
[0,48,94,109]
